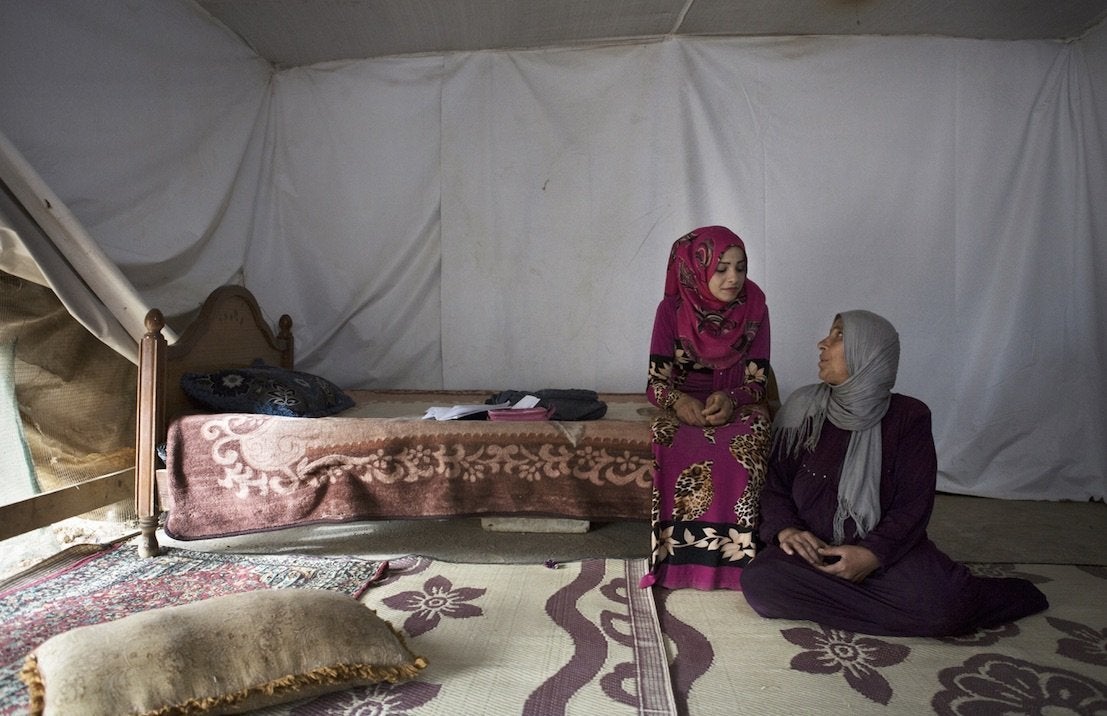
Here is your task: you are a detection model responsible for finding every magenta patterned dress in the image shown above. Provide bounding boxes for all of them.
[640,296,772,590]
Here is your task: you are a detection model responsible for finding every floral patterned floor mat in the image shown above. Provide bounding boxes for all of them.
[253,558,1106,715]
[253,556,674,715]
[658,563,1107,715]
[6,553,1102,715]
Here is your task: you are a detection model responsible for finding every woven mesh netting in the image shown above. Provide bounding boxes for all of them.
[0,271,135,521]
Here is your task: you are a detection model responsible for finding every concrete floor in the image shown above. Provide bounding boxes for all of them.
[4,493,1104,582]
[155,493,1106,566]
[156,516,652,564]
[928,493,1106,565]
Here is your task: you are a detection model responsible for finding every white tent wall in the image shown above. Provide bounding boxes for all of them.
[439,42,768,393]
[245,58,446,388]
[0,2,1103,501]
[0,1,272,319]
[438,35,1107,500]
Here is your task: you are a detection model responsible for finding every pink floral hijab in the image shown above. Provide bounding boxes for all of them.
[664,225,767,369]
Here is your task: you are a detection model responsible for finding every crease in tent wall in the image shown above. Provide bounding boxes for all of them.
[0,1,1104,502]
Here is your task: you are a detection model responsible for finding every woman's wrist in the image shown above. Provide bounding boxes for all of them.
[649,382,681,411]
[717,392,737,418]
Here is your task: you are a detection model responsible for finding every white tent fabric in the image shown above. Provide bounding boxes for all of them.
[0,130,165,362]
[0,1,272,319]
[246,58,445,386]
[0,2,1103,500]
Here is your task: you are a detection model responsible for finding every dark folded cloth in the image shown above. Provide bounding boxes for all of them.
[486,388,608,421]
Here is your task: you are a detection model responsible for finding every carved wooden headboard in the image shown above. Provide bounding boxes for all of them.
[134,285,292,556]
[161,285,293,422]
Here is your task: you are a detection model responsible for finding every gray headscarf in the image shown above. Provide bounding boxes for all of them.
[772,310,900,544]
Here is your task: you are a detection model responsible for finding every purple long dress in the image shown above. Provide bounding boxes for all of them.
[641,297,772,591]
[740,394,1048,636]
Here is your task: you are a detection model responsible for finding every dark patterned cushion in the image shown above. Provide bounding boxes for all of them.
[181,360,354,417]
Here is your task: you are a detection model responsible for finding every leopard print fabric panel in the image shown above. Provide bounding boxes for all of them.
[673,459,715,521]
[729,411,772,528]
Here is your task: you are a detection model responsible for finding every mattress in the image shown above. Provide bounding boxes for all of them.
[162,390,657,539]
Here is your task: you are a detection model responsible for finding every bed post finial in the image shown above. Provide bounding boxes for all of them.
[144,309,165,335]
[278,314,294,369]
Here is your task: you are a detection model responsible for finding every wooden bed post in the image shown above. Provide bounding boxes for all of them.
[278,314,294,369]
[134,309,166,557]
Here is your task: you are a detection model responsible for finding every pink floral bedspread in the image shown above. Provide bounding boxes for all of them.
[163,391,656,539]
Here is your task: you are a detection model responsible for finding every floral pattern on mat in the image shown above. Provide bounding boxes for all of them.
[783,626,910,705]
[290,681,442,715]
[1048,617,1107,666]
[382,574,486,637]
[658,563,1107,716]
[271,558,673,715]
[931,653,1107,714]
[939,622,1021,647]
[7,555,1105,715]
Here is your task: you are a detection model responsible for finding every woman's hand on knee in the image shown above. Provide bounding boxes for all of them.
[816,545,880,583]
[777,527,827,567]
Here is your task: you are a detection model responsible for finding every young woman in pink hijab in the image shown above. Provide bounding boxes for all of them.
[641,226,772,590]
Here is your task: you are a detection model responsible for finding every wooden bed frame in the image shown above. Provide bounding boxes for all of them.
[134,285,776,558]
[134,285,293,556]
[133,286,660,557]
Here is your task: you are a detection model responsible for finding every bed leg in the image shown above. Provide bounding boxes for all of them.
[137,516,161,558]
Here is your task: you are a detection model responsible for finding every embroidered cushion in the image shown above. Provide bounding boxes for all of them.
[181,360,354,417]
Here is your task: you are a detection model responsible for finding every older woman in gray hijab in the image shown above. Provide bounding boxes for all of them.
[740,310,1048,637]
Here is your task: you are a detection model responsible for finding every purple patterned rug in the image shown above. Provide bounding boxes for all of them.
[8,550,1097,715]
[0,541,388,715]
[657,563,1107,715]
[239,557,674,715]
